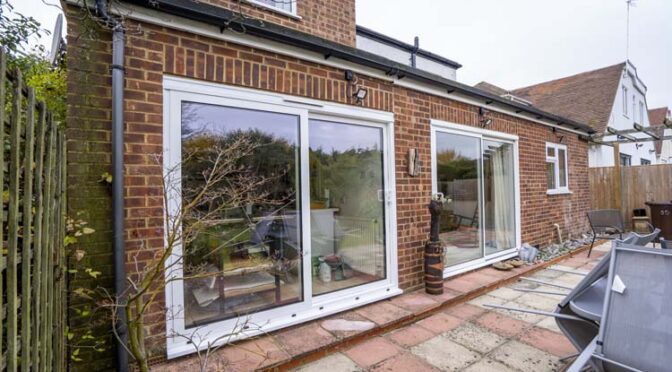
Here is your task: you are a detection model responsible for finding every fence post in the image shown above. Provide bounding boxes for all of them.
[0,47,6,363]
[19,86,36,372]
[612,143,622,211]
[7,68,24,372]
[31,102,47,370]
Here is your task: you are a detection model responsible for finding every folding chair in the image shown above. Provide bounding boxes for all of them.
[587,210,625,257]
[567,242,672,372]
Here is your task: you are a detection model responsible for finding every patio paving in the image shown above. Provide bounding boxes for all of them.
[153,241,609,372]
[290,242,610,372]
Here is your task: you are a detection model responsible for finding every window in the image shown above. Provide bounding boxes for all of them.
[632,95,636,121]
[546,143,569,193]
[640,158,651,165]
[431,121,520,276]
[639,101,645,124]
[620,153,632,166]
[246,0,296,15]
[163,77,398,358]
[622,86,628,116]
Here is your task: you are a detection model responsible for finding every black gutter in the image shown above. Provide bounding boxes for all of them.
[94,1,129,371]
[123,0,595,135]
[356,25,463,69]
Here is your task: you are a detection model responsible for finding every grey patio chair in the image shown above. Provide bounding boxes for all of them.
[587,210,625,257]
[567,242,672,372]
[661,237,670,249]
[627,228,661,247]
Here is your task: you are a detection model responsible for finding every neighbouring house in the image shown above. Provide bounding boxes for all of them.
[64,0,594,369]
[476,61,657,167]
[649,107,672,163]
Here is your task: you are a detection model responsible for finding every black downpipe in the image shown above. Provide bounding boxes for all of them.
[94,1,128,371]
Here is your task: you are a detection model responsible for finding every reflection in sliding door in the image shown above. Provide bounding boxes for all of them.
[435,132,483,267]
[309,120,386,296]
[180,102,303,327]
[483,140,516,256]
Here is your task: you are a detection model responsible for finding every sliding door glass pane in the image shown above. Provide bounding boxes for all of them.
[435,132,483,267]
[309,120,386,296]
[483,140,516,255]
[181,102,302,328]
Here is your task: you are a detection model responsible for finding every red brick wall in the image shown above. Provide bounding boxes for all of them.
[65,12,590,367]
[200,0,357,47]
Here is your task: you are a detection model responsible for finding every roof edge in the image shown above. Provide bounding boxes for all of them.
[118,0,594,134]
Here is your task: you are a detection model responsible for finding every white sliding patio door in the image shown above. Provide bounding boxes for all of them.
[163,77,400,358]
[431,120,520,277]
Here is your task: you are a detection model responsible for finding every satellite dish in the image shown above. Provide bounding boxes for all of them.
[48,14,64,66]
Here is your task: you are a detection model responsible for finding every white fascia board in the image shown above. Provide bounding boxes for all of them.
[84,0,589,137]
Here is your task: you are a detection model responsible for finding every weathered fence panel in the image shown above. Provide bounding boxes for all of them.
[589,164,672,228]
[0,49,67,371]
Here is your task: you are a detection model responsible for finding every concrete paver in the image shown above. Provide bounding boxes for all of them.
[289,243,609,372]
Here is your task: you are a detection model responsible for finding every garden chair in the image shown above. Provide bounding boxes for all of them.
[567,242,672,372]
[661,238,669,249]
[587,210,625,257]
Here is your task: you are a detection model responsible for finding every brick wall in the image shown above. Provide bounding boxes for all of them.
[200,0,356,47]
[65,10,590,368]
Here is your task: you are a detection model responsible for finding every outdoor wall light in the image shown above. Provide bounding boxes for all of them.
[353,87,368,104]
[479,107,492,127]
[636,143,644,149]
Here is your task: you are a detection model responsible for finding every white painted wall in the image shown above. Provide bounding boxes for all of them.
[356,34,458,80]
[588,62,657,167]
[659,128,672,164]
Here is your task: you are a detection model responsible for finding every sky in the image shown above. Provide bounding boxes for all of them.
[14,0,672,109]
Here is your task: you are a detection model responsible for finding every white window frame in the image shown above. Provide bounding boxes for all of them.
[622,86,628,117]
[163,76,399,359]
[546,143,570,195]
[639,101,645,125]
[429,120,522,278]
[243,0,301,19]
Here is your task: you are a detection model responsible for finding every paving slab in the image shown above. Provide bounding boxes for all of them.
[490,340,564,372]
[369,352,439,372]
[514,292,561,312]
[462,357,518,372]
[293,353,362,372]
[444,303,487,321]
[416,312,464,334]
[387,324,436,348]
[446,323,507,354]
[411,334,481,371]
[487,286,524,301]
[344,337,402,368]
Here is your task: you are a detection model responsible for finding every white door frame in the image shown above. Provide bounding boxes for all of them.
[163,76,400,359]
[430,120,522,278]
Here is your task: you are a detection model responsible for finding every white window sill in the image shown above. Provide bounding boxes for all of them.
[243,0,302,20]
[547,189,572,196]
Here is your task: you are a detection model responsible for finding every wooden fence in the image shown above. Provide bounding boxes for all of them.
[589,163,672,228]
[0,49,67,371]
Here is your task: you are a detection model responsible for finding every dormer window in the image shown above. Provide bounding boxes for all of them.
[246,0,297,17]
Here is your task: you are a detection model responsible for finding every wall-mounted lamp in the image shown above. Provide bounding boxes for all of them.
[636,143,644,149]
[344,69,368,105]
[479,107,492,127]
[353,87,368,104]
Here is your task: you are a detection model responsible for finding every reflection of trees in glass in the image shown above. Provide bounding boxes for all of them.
[181,128,298,271]
[436,149,478,183]
[309,147,383,219]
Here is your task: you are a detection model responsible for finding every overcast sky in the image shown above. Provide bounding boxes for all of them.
[18,0,672,109]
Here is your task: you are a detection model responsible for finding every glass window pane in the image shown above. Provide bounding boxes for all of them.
[309,120,386,296]
[547,146,555,157]
[558,149,567,188]
[546,161,556,189]
[435,132,483,267]
[180,102,302,328]
[483,140,516,255]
